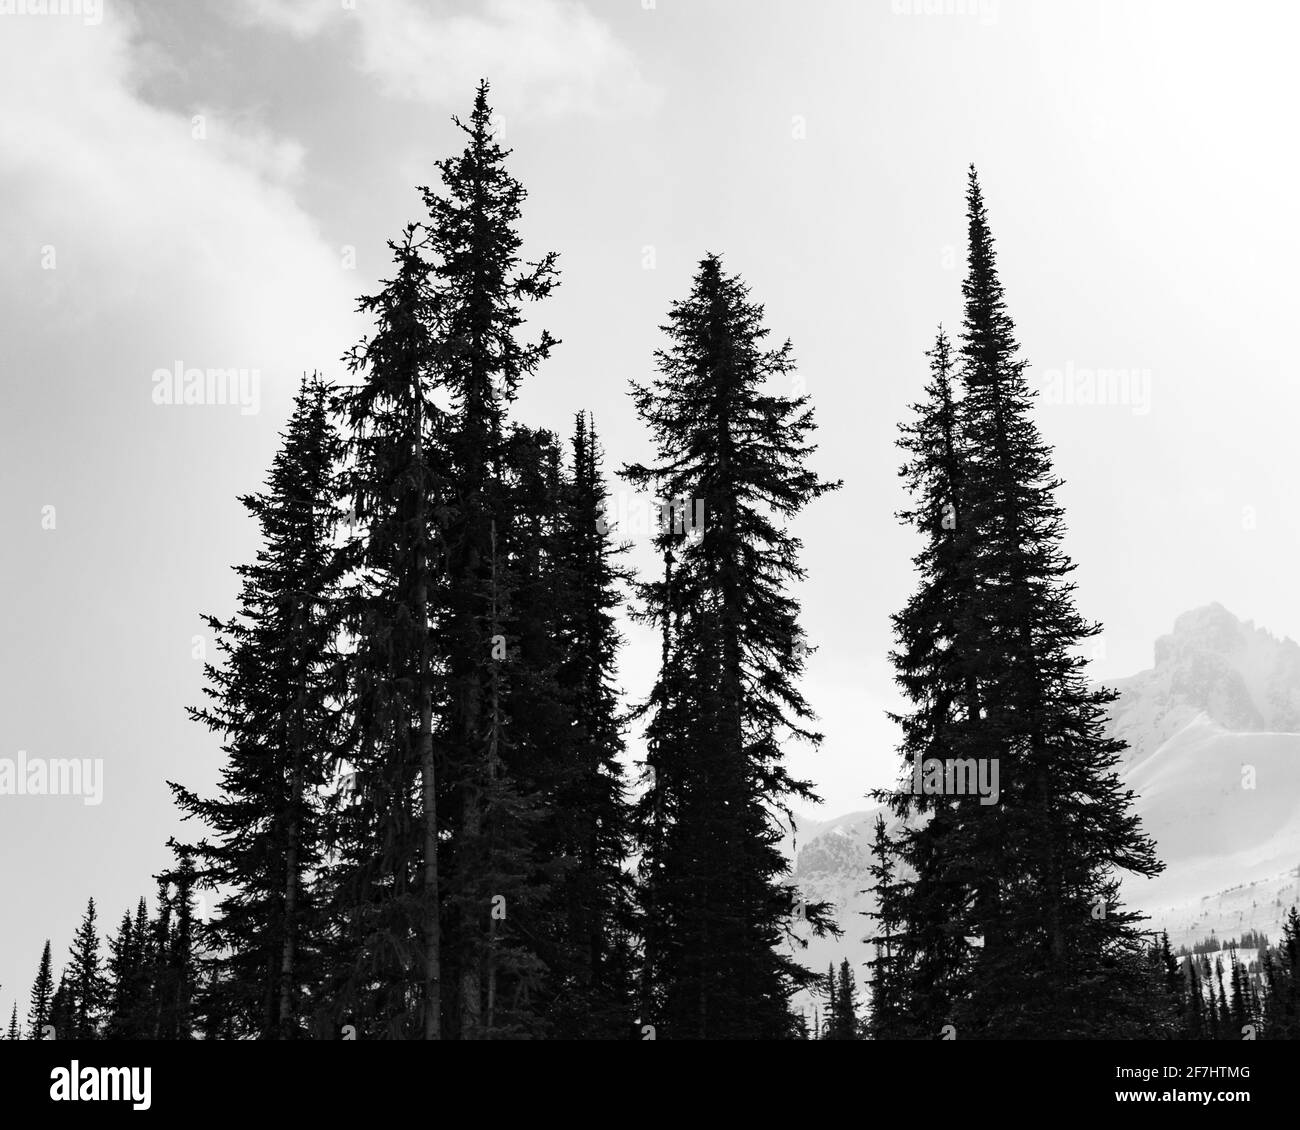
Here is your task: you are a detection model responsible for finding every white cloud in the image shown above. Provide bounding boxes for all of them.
[233,0,660,117]
[0,10,359,395]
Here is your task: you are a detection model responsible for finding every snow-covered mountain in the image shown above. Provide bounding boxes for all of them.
[786,603,1300,1017]
[1104,602,1300,769]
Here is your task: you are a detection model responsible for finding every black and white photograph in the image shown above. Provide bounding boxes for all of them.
[0,0,1296,1113]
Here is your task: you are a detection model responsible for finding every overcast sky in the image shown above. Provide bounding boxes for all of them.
[3,0,1299,1017]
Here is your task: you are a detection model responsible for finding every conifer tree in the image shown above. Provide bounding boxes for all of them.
[1184,955,1206,1039]
[49,973,74,1040]
[955,168,1164,1036]
[1156,931,1185,1037]
[326,81,558,1040]
[625,253,840,1038]
[66,897,106,1038]
[835,958,862,1039]
[1228,944,1250,1035]
[27,940,54,1037]
[882,170,1165,1038]
[538,414,638,1037]
[819,963,838,1039]
[103,908,136,1039]
[1206,956,1224,1040]
[148,878,172,1039]
[326,220,450,1040]
[864,814,906,1039]
[171,374,342,1039]
[877,328,979,1036]
[156,851,198,1040]
[420,79,558,1041]
[127,897,154,1038]
[6,1003,18,1041]
[1262,907,1300,1038]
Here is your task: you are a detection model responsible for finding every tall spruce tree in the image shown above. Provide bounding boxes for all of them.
[877,327,981,1037]
[66,897,106,1038]
[539,413,638,1037]
[128,897,154,1038]
[27,940,54,1037]
[1156,931,1186,1037]
[1263,907,1300,1038]
[171,374,342,1038]
[882,169,1165,1038]
[820,963,838,1039]
[104,908,138,1039]
[326,220,451,1040]
[956,167,1164,1036]
[420,79,558,1041]
[156,850,199,1040]
[864,814,906,1039]
[6,1003,18,1041]
[835,958,862,1040]
[326,80,558,1040]
[1227,945,1250,1035]
[625,253,840,1038]
[49,973,74,1040]
[1184,955,1206,1039]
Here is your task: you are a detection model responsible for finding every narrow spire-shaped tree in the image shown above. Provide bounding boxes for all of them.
[951,167,1164,1036]
[103,908,136,1039]
[27,940,54,1037]
[327,222,449,1039]
[835,958,862,1040]
[327,82,557,1041]
[541,413,638,1037]
[625,253,840,1038]
[1184,956,1206,1039]
[171,374,342,1039]
[419,79,558,1041]
[864,814,906,1039]
[156,849,198,1040]
[820,963,838,1039]
[1262,907,1300,1038]
[878,327,984,1036]
[884,170,1164,1038]
[49,972,74,1040]
[67,897,106,1039]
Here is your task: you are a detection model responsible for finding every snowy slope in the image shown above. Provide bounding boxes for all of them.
[786,604,1300,1020]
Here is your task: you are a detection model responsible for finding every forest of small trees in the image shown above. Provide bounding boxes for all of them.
[5,82,1299,1041]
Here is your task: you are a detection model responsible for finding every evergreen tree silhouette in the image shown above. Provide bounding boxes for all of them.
[877,327,980,1036]
[26,940,54,1037]
[625,253,840,1038]
[419,79,558,1041]
[864,813,906,1039]
[528,414,638,1037]
[884,169,1165,1038]
[171,375,342,1038]
[66,896,106,1038]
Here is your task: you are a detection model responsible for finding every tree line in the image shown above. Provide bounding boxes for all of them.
[6,82,1299,1040]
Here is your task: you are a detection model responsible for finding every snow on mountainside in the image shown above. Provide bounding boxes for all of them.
[785,604,1300,1020]
[1102,602,1300,770]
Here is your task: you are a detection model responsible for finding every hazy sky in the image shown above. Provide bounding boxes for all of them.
[3,0,1299,1018]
